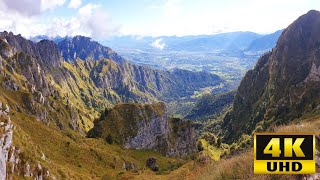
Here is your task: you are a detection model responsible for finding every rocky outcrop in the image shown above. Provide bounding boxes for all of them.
[146,157,159,171]
[166,118,197,157]
[0,104,13,180]
[0,31,62,68]
[123,109,169,150]
[13,51,50,96]
[6,146,53,180]
[0,104,53,179]
[2,76,19,91]
[88,102,196,156]
[0,38,13,59]
[222,10,320,143]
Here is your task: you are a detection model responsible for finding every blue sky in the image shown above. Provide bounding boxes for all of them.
[0,0,319,39]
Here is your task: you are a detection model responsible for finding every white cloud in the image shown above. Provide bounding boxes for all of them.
[1,0,319,38]
[0,1,119,39]
[43,3,119,39]
[41,0,66,11]
[87,9,118,38]
[78,3,99,16]
[68,0,82,9]
[150,39,166,50]
[0,0,44,37]
[2,0,41,16]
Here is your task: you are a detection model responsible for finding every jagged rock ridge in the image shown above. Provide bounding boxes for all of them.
[58,36,127,64]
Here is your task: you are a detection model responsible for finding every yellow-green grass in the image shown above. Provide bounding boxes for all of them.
[198,139,222,161]
[10,109,184,179]
[0,83,183,179]
[121,161,195,180]
[190,116,320,180]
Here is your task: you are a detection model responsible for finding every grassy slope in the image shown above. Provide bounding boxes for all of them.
[0,75,184,179]
[128,114,320,180]
[9,109,185,179]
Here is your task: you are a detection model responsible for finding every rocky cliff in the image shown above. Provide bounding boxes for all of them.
[0,103,13,179]
[222,10,320,143]
[0,103,52,179]
[58,36,126,64]
[88,102,196,156]
[1,31,62,68]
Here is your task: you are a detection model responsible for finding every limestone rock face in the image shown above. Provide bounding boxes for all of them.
[0,38,13,59]
[0,106,13,180]
[166,118,197,157]
[123,113,169,150]
[0,31,62,68]
[0,105,53,179]
[58,36,126,64]
[88,102,196,156]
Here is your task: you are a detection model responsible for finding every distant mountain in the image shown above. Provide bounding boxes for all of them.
[168,32,262,52]
[222,10,320,143]
[31,30,282,54]
[245,29,284,52]
[30,35,66,43]
[102,32,264,53]
[101,35,207,51]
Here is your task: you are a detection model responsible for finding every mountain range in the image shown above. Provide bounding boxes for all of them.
[1,9,320,180]
[100,30,283,53]
[0,28,226,179]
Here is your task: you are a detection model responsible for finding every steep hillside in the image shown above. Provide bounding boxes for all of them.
[57,36,226,100]
[222,10,320,143]
[245,30,283,53]
[88,58,224,101]
[185,91,235,121]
